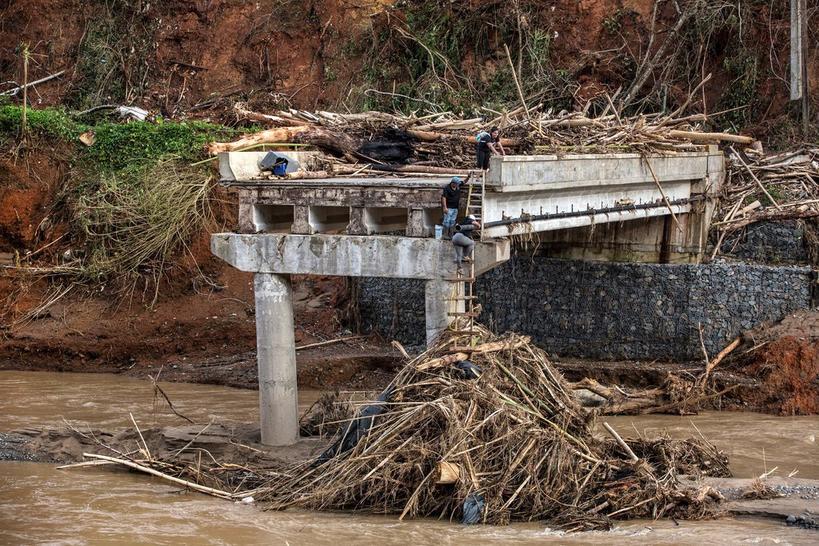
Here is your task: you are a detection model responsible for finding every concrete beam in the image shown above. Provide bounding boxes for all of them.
[212,233,510,280]
[483,204,691,238]
[486,151,716,191]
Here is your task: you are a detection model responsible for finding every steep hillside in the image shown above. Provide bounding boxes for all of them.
[1,0,816,145]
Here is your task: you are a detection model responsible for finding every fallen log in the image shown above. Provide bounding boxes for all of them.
[207,125,361,157]
[367,164,471,176]
[667,130,754,145]
[701,337,741,384]
[406,129,520,147]
[719,208,819,233]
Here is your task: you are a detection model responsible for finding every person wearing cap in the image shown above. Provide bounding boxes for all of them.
[476,126,505,170]
[452,215,481,272]
[441,173,471,239]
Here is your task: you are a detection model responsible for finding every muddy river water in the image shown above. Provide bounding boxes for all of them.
[1,370,818,544]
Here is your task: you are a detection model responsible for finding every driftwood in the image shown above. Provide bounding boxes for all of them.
[667,130,754,145]
[81,452,237,499]
[713,147,819,238]
[701,337,741,385]
[210,105,753,170]
[602,422,639,463]
[0,69,66,96]
[295,335,366,351]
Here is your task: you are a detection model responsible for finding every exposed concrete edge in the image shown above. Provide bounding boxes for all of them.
[482,205,690,238]
[211,233,510,280]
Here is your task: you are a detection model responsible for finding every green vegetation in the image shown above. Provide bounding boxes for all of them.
[0,106,243,293]
[82,120,232,171]
[0,105,235,169]
[76,159,214,290]
[0,105,86,141]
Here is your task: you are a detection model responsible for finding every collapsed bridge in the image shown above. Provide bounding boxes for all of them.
[211,147,725,445]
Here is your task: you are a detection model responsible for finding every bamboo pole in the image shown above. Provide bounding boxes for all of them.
[504,43,530,119]
[82,453,237,499]
[21,44,29,137]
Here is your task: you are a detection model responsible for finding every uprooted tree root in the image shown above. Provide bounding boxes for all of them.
[71,324,729,531]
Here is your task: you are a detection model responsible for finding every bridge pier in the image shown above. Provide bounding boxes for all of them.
[253,273,299,446]
[213,233,510,445]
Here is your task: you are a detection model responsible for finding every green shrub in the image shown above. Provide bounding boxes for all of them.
[0,105,86,140]
[82,120,230,170]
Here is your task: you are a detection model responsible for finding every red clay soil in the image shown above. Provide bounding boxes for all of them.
[729,336,819,416]
[0,146,399,391]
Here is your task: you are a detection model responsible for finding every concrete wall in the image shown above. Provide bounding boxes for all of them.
[356,258,815,359]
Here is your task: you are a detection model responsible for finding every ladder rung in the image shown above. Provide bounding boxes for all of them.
[447,311,480,317]
[445,296,478,301]
[443,277,475,282]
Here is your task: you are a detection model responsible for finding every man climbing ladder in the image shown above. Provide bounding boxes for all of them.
[452,215,480,274]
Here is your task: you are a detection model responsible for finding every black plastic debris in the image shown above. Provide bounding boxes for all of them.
[454,360,482,380]
[316,386,394,464]
[461,493,485,524]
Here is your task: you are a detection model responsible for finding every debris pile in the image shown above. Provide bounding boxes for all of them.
[208,105,752,171]
[712,147,819,249]
[209,105,819,259]
[255,325,724,529]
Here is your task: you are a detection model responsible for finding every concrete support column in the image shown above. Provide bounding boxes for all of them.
[253,273,299,446]
[424,279,465,347]
[347,206,368,235]
[407,208,427,237]
[292,205,311,234]
[237,190,255,233]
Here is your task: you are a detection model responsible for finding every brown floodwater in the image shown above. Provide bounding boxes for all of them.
[1,370,818,545]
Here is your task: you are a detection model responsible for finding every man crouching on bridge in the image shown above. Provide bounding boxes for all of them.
[441,174,471,238]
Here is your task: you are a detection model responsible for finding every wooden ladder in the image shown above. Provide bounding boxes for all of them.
[447,171,484,346]
[465,170,485,229]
